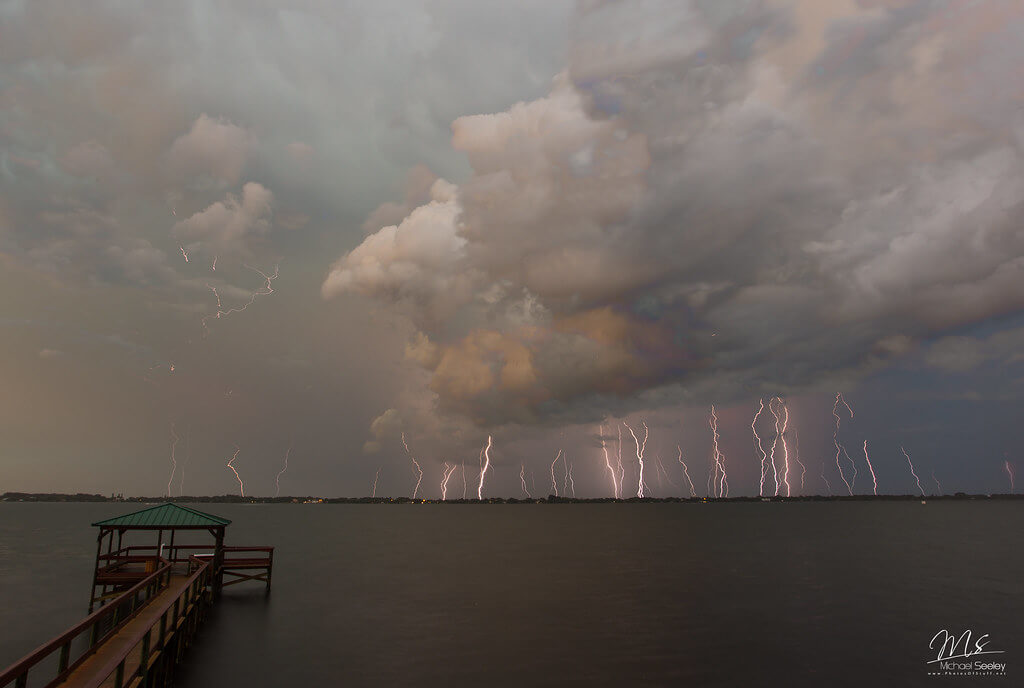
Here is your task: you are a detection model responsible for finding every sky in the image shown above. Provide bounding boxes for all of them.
[2,0,1023,498]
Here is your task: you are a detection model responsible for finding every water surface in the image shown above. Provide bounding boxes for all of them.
[1,502,1020,686]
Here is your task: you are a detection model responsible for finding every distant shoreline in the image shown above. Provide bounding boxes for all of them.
[2,492,1021,504]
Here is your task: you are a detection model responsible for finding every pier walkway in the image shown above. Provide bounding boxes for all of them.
[0,504,273,688]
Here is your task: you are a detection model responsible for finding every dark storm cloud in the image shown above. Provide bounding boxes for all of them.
[325,0,1024,431]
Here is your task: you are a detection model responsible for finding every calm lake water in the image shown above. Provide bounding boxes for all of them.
[1,501,1021,687]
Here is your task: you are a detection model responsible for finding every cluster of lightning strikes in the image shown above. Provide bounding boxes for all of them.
[520,463,531,498]
[274,444,291,498]
[226,445,244,497]
[707,407,728,498]
[677,445,696,497]
[768,398,790,496]
[401,433,423,499]
[441,462,458,500]
[600,424,621,499]
[1007,461,1016,493]
[372,467,381,498]
[901,446,924,496]
[201,264,279,336]
[624,420,649,498]
[832,393,856,496]
[166,424,179,497]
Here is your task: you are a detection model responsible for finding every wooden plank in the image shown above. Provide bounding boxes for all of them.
[61,575,193,688]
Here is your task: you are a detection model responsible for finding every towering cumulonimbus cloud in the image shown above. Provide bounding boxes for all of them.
[324,0,1024,428]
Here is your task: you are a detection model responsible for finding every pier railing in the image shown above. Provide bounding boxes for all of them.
[0,559,173,688]
[78,557,212,688]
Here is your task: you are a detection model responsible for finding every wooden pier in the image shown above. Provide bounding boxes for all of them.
[0,504,273,688]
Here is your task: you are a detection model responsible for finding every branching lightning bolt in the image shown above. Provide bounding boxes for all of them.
[708,406,727,498]
[1006,460,1016,494]
[442,462,457,500]
[202,264,279,336]
[833,393,855,496]
[520,463,532,498]
[402,432,424,499]
[624,420,649,498]
[752,399,768,496]
[227,445,244,497]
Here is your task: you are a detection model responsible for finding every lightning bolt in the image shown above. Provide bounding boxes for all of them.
[1006,460,1016,493]
[401,433,423,499]
[624,420,649,498]
[275,444,291,498]
[767,398,785,496]
[178,245,189,263]
[777,399,792,497]
[567,462,576,498]
[520,463,532,498]
[901,446,924,496]
[226,445,244,497]
[833,393,855,496]
[372,467,381,498]
[441,462,457,500]
[550,449,562,497]
[477,435,493,500]
[211,254,218,272]
[562,451,570,497]
[821,461,833,496]
[931,471,941,496]
[708,406,727,498]
[864,440,880,495]
[616,425,625,497]
[462,460,468,499]
[792,427,807,493]
[655,453,678,493]
[201,264,279,336]
[178,425,190,497]
[677,445,696,497]
[600,423,620,499]
[166,424,179,498]
[752,399,768,496]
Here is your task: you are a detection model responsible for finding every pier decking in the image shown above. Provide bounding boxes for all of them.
[0,504,273,688]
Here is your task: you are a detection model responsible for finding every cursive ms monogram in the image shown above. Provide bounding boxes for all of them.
[927,629,1007,677]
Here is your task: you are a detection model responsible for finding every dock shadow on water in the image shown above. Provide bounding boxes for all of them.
[2,501,1022,687]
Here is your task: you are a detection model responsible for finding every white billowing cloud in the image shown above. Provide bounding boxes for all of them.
[324,0,1024,429]
[322,178,469,320]
[172,182,274,256]
[363,408,403,453]
[166,114,252,189]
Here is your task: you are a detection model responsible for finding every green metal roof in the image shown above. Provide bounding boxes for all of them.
[92,503,232,529]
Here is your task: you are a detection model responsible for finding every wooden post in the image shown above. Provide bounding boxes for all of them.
[212,527,225,598]
[89,530,104,612]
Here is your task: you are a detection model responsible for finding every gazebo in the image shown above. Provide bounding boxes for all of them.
[89,503,231,611]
